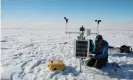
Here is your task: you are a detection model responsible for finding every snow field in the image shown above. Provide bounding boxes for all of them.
[1,29,133,80]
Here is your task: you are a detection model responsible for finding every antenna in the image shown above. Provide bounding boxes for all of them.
[95,19,101,35]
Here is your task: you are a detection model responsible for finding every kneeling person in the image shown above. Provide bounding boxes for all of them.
[86,35,108,69]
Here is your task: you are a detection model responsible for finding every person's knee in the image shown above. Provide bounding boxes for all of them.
[86,60,91,66]
[86,59,95,67]
[86,62,93,67]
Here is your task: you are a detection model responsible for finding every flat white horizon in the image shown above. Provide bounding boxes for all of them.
[2,21,133,30]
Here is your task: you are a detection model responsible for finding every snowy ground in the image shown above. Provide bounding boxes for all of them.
[1,28,133,80]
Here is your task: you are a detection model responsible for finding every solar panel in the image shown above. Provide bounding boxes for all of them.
[74,39,90,58]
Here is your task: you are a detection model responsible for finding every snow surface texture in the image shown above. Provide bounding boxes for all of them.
[1,28,133,80]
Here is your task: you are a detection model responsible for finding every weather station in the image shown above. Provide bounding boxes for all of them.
[64,17,102,72]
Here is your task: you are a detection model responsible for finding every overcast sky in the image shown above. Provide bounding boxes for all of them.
[2,0,133,28]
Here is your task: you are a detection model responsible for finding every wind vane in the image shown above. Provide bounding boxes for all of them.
[64,17,68,24]
[64,17,68,33]
[95,19,101,35]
